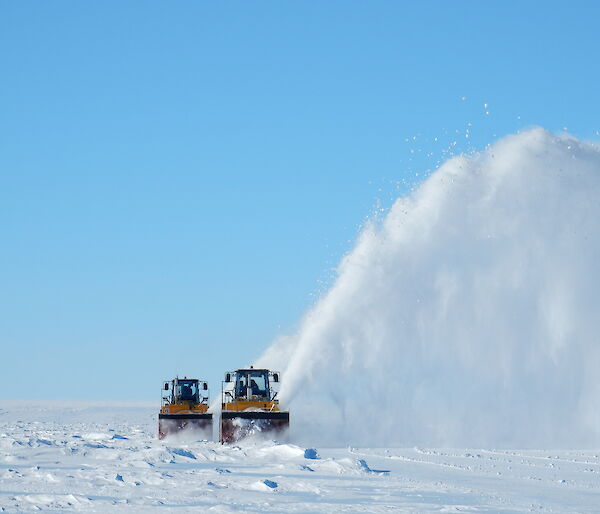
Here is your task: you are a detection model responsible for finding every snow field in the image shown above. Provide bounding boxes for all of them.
[1,403,600,512]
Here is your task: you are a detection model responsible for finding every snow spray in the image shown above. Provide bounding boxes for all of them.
[257,128,600,448]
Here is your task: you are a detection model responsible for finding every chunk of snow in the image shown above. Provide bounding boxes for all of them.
[304,448,319,459]
[358,459,390,475]
[169,448,196,459]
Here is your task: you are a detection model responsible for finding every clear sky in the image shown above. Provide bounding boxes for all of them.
[1,1,599,400]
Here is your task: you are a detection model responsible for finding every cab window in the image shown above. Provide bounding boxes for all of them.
[177,380,198,401]
[248,371,268,398]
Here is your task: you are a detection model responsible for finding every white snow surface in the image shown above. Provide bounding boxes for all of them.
[2,402,600,513]
[257,128,600,448]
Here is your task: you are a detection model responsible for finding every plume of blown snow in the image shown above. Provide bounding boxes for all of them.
[257,128,600,448]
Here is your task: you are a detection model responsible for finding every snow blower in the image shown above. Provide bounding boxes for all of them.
[220,367,289,443]
[158,377,212,439]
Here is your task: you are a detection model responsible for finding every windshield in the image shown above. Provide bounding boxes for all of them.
[236,370,269,399]
[176,380,199,402]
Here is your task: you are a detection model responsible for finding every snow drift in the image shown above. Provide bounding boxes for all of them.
[257,128,600,448]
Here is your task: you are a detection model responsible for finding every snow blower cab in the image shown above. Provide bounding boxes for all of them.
[158,377,213,440]
[220,367,289,443]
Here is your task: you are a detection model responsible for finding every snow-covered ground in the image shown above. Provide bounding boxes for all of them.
[1,402,599,512]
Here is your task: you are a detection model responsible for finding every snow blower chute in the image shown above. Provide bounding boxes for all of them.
[220,367,289,443]
[158,377,212,439]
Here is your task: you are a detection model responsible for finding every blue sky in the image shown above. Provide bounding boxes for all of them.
[1,1,599,400]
